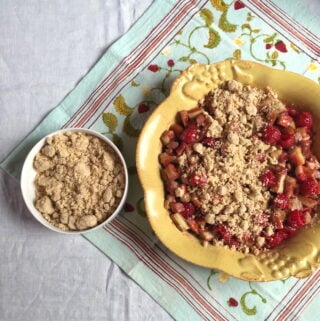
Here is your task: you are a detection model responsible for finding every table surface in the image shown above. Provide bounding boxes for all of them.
[0,1,172,320]
[1,1,320,321]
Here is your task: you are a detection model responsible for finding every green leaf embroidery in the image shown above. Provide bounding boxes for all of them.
[200,8,214,27]
[189,58,198,64]
[204,28,221,49]
[233,49,242,60]
[240,292,257,315]
[111,133,123,150]
[114,95,133,116]
[241,23,252,32]
[218,11,237,33]
[179,56,189,62]
[102,112,118,133]
[263,32,277,43]
[206,269,218,290]
[131,80,140,87]
[123,114,140,137]
[246,12,254,22]
[271,51,279,59]
[210,0,228,11]
[240,283,267,316]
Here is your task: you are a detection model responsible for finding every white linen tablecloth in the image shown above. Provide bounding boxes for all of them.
[0,1,172,320]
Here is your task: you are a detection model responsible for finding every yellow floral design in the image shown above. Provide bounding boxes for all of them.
[233,37,245,46]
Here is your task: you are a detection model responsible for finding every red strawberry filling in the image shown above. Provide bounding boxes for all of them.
[159,81,320,254]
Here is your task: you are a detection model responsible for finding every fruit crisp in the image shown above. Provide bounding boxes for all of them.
[159,80,320,254]
[34,131,125,231]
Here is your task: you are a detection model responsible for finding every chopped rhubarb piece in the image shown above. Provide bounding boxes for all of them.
[301,140,311,158]
[196,113,206,125]
[271,210,286,229]
[260,169,276,187]
[289,146,305,166]
[169,123,184,136]
[170,202,185,213]
[278,152,288,163]
[200,229,214,241]
[273,194,290,210]
[298,196,319,208]
[262,124,281,145]
[295,127,311,142]
[303,209,312,224]
[299,177,319,196]
[181,202,196,218]
[179,110,189,126]
[180,126,200,144]
[294,111,313,128]
[286,209,305,228]
[189,171,206,186]
[160,130,175,145]
[191,197,202,207]
[166,180,179,195]
[187,107,203,118]
[202,137,216,148]
[159,152,176,166]
[164,163,179,180]
[295,165,307,181]
[175,142,187,156]
[167,141,179,150]
[277,113,295,128]
[271,172,287,194]
[186,219,200,234]
[171,213,189,231]
[284,176,297,197]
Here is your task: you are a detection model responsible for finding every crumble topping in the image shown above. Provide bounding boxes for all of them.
[160,80,320,255]
[34,131,125,231]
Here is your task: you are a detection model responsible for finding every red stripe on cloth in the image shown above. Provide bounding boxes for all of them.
[244,0,320,60]
[275,269,320,321]
[288,283,320,321]
[248,0,320,55]
[63,0,201,129]
[264,278,302,320]
[74,0,204,128]
[106,220,229,321]
[119,215,239,321]
[263,0,320,42]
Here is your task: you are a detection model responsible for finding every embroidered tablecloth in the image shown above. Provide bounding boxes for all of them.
[2,0,320,320]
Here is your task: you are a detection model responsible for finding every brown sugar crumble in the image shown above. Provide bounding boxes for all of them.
[33,131,126,231]
[160,80,320,255]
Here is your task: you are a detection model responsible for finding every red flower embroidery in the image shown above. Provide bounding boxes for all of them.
[228,297,239,307]
[124,202,135,212]
[138,103,150,113]
[234,0,245,10]
[167,59,175,67]
[148,64,159,72]
[275,40,288,53]
[265,43,272,50]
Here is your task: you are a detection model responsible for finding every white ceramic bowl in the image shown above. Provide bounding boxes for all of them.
[20,128,129,234]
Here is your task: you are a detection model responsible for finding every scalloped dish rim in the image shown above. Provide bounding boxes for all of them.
[136,60,320,281]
